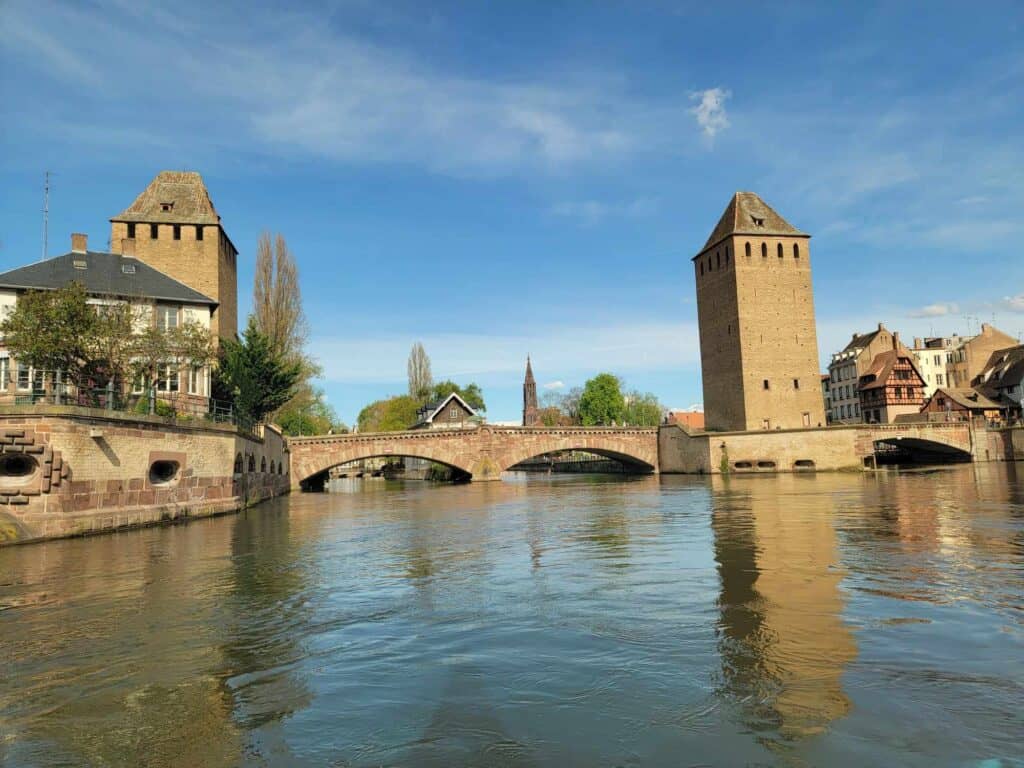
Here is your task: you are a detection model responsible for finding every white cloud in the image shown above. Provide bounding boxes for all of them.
[1003,294,1024,313]
[543,380,565,390]
[908,302,959,318]
[689,88,730,140]
[549,197,658,225]
[1,2,717,177]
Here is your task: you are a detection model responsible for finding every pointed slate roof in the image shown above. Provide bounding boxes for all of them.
[698,192,808,256]
[0,251,217,305]
[525,356,535,384]
[111,171,221,225]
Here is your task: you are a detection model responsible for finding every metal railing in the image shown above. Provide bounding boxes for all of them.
[0,373,257,435]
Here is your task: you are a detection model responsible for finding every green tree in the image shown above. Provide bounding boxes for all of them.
[276,385,347,436]
[357,395,420,433]
[578,373,625,426]
[622,390,664,426]
[0,283,97,383]
[129,319,215,408]
[429,380,486,412]
[219,317,302,425]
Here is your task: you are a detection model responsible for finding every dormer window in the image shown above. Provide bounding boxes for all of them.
[161,202,174,212]
[122,263,136,274]
[73,259,87,270]
[752,216,764,227]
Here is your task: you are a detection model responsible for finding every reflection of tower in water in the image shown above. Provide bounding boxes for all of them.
[712,475,857,744]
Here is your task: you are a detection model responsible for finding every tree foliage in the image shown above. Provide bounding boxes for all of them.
[253,232,308,361]
[218,317,302,425]
[0,284,215,398]
[429,379,486,412]
[276,383,347,436]
[407,342,433,400]
[578,373,625,426]
[622,390,663,426]
[0,284,98,382]
[357,395,420,433]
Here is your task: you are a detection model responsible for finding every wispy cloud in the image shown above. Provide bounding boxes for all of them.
[908,302,960,318]
[689,88,730,140]
[1003,294,1024,313]
[1,2,713,177]
[542,380,565,390]
[549,197,658,225]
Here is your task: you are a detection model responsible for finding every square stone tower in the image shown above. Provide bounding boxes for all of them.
[110,171,238,343]
[694,192,825,431]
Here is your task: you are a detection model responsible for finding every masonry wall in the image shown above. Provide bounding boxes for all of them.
[110,222,238,343]
[0,408,289,546]
[694,234,825,432]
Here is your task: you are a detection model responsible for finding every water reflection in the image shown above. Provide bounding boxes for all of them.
[712,475,856,748]
[1,467,1021,766]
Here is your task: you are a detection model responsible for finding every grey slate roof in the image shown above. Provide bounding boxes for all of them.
[698,191,808,255]
[0,251,217,305]
[112,171,221,225]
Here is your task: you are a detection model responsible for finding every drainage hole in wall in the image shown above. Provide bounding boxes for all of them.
[0,453,38,478]
[149,460,180,485]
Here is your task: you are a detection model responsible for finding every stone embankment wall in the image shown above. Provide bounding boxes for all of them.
[661,423,865,474]
[0,407,290,546]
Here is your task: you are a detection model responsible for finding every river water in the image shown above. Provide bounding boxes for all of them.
[1,465,1022,767]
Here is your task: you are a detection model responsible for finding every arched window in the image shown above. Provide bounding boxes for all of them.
[716,251,720,269]
[793,243,800,258]
[700,261,704,276]
[777,243,783,258]
[233,453,243,474]
[247,454,255,473]
[745,242,751,258]
[725,246,730,265]
[260,456,266,473]
[761,242,767,258]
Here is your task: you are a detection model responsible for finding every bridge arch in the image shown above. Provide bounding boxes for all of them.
[288,427,660,487]
[872,436,972,465]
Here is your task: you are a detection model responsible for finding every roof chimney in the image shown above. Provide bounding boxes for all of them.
[877,322,885,331]
[71,233,87,253]
[893,331,899,350]
[121,238,136,257]
[913,337,922,349]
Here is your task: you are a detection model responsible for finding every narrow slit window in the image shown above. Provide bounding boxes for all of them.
[173,224,181,241]
[777,243,783,258]
[763,379,770,390]
[150,223,158,239]
[745,242,751,258]
[126,223,136,239]
[793,243,800,258]
[196,225,204,241]
[761,242,767,258]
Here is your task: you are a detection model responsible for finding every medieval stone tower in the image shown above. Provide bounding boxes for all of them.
[694,192,825,432]
[110,171,238,343]
[522,357,539,426]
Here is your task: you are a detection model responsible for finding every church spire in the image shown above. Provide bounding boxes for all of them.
[522,356,539,426]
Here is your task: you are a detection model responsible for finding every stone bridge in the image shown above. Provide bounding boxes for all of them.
[287,426,659,486]
[858,421,976,459]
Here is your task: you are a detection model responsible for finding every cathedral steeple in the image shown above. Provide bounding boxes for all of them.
[522,356,539,426]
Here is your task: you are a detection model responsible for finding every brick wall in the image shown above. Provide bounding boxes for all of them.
[0,408,289,546]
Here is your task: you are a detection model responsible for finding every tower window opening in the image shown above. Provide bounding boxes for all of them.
[745,242,751,258]
[126,223,135,239]
[173,224,181,241]
[793,243,800,258]
[793,378,800,389]
[700,262,704,276]
[763,379,770,390]
[716,252,720,269]
[160,202,174,212]
[777,243,783,258]
[761,242,767,258]
[725,246,730,265]
[150,223,158,239]
[196,225,204,241]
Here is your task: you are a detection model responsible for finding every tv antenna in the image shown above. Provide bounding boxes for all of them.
[42,170,51,262]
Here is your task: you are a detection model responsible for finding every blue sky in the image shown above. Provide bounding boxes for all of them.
[1,1,1023,425]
